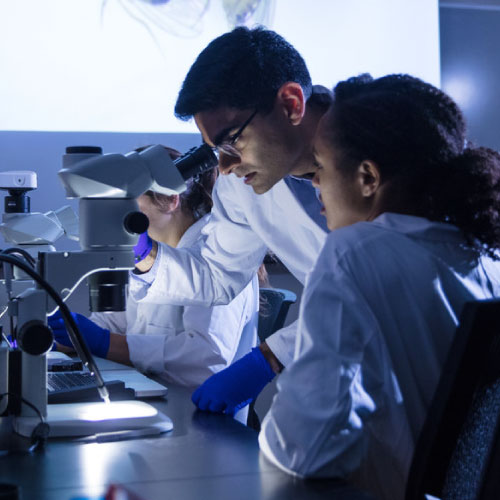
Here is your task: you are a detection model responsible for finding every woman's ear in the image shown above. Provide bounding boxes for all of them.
[276,82,306,125]
[167,194,180,213]
[357,160,381,198]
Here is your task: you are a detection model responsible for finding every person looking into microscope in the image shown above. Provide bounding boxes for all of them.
[258,74,500,500]
[49,147,259,388]
[127,26,332,415]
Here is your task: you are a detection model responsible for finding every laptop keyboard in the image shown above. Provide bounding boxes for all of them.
[46,368,165,403]
[47,371,96,393]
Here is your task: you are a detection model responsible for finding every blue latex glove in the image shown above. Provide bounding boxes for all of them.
[48,310,110,358]
[134,232,153,263]
[192,347,276,415]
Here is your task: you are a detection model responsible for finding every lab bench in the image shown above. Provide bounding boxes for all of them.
[0,378,375,500]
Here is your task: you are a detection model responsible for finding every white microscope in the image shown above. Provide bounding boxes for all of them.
[0,143,217,441]
[0,169,79,308]
[0,169,79,252]
[0,169,79,418]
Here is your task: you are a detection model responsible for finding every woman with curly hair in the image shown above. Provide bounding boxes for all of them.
[50,147,259,390]
[259,74,500,500]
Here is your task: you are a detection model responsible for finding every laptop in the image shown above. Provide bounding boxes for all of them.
[47,352,168,402]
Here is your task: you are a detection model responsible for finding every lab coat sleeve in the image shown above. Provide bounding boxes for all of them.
[143,176,268,307]
[265,321,298,367]
[126,275,259,386]
[259,262,378,478]
[90,311,128,335]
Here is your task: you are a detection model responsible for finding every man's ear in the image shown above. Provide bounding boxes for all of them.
[276,82,306,125]
[357,160,381,198]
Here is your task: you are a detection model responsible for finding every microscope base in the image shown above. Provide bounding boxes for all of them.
[13,400,173,437]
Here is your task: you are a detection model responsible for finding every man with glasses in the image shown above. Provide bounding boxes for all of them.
[138,26,331,416]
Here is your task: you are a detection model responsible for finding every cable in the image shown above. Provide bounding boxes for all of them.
[0,305,9,322]
[1,247,36,267]
[0,248,36,337]
[1,258,17,342]
[1,324,11,346]
[0,392,44,422]
[0,247,37,342]
[0,392,50,451]
[0,253,109,402]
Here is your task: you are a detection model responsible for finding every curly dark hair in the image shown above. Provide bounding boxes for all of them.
[326,73,500,257]
[175,26,312,119]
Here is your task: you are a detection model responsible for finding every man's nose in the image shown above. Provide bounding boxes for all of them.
[311,171,320,188]
[217,152,241,175]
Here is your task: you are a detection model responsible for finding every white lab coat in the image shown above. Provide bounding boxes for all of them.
[143,174,327,366]
[258,213,500,500]
[91,214,259,387]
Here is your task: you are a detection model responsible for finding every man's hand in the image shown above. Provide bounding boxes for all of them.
[192,347,276,415]
[48,311,110,359]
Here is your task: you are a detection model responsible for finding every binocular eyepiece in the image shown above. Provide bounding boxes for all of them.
[174,143,218,181]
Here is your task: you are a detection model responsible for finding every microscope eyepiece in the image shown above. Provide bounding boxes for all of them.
[174,144,218,181]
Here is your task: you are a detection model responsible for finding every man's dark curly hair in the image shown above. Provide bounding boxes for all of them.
[326,73,500,257]
[175,26,312,119]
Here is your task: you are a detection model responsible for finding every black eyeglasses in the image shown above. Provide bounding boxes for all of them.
[215,110,258,158]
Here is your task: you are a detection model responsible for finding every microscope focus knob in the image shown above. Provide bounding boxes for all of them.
[18,320,54,356]
[123,211,149,235]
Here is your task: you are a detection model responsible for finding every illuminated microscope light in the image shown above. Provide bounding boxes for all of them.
[78,401,158,422]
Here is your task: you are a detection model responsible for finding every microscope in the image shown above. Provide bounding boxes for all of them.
[0,170,78,252]
[0,143,218,439]
[0,170,78,301]
[0,170,79,416]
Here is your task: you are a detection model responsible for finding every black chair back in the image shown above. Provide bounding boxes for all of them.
[258,288,297,343]
[406,298,500,500]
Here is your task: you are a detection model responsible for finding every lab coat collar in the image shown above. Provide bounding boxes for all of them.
[370,212,463,242]
[274,177,327,239]
[177,213,211,249]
